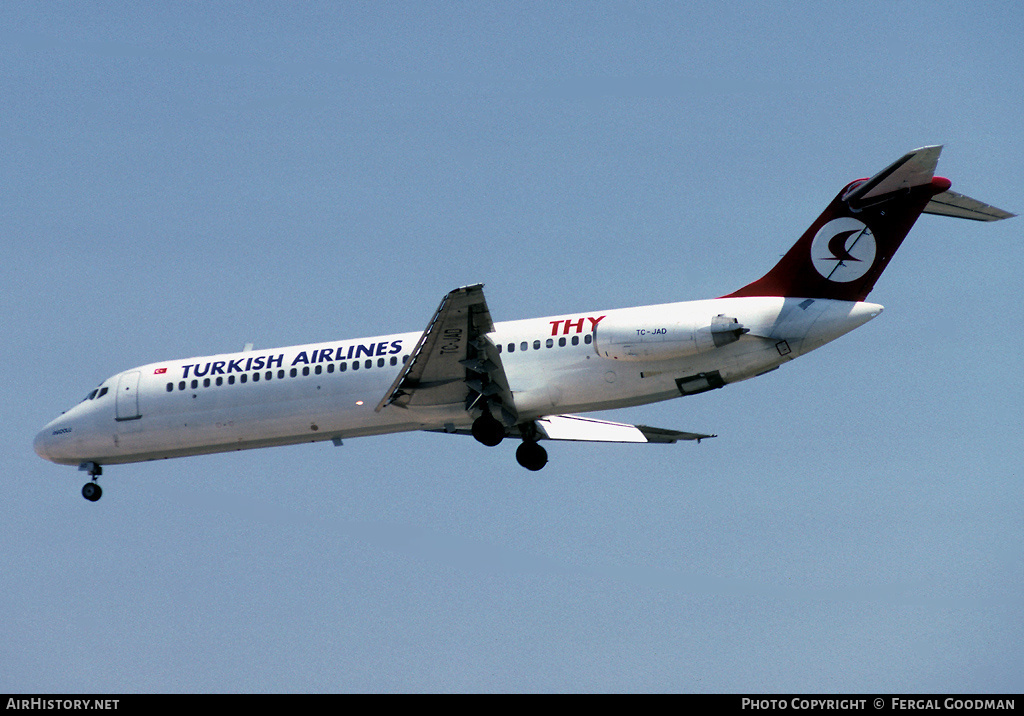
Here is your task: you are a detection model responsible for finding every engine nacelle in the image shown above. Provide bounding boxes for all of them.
[594,311,748,361]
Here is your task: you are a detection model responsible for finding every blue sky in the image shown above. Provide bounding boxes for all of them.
[3,0,1022,692]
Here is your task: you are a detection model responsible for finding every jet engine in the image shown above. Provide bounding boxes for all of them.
[594,312,748,361]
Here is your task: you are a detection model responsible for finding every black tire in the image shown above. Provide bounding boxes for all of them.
[82,482,102,502]
[516,441,548,471]
[471,414,505,447]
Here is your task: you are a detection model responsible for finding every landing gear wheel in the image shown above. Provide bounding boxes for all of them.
[82,482,102,502]
[516,441,548,471]
[471,413,505,447]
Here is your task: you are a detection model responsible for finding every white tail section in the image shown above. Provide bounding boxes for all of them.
[923,190,1015,221]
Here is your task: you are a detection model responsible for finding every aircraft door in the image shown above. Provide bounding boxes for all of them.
[115,371,142,421]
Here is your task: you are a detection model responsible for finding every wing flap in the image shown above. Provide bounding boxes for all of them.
[535,414,715,443]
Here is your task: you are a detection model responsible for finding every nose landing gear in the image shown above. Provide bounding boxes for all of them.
[82,482,102,501]
[79,462,103,502]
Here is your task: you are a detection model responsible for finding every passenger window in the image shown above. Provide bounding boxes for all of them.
[252,372,260,382]
[520,342,528,351]
[314,365,322,375]
[278,369,285,379]
[571,336,579,346]
[533,340,540,350]
[390,356,398,366]
[240,374,247,384]
[327,364,335,374]
[364,359,372,369]
[191,379,198,389]
[546,339,553,348]
[508,343,515,353]
[166,383,173,393]
[584,334,592,344]
[559,337,566,347]
[203,378,211,387]
[265,371,272,380]
[302,367,309,376]
[179,381,186,391]
[340,362,347,372]
[216,377,223,386]
[290,368,297,378]
[352,361,359,370]
[377,358,385,368]
[228,375,235,385]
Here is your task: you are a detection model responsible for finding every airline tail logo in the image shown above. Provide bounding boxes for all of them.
[810,217,876,282]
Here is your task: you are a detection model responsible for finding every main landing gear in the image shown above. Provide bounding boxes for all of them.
[515,440,548,471]
[79,462,102,502]
[471,411,505,447]
[471,414,549,471]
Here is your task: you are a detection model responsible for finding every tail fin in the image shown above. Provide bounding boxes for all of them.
[725,146,1014,302]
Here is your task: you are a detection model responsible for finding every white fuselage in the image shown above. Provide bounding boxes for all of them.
[34,296,881,467]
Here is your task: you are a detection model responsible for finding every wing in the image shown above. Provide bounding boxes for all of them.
[375,284,518,424]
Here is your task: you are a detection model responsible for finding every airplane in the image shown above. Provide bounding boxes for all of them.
[34,146,1013,501]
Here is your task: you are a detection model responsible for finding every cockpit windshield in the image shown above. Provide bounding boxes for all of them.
[81,386,109,402]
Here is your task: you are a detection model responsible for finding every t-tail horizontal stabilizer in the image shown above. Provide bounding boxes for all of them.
[535,414,715,444]
[923,190,1015,221]
[726,145,1014,302]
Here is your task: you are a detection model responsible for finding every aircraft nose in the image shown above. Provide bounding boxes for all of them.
[33,427,52,462]
[34,416,70,464]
